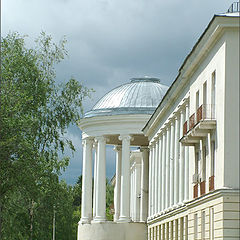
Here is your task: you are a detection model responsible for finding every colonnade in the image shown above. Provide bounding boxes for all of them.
[148,101,189,219]
[80,134,149,224]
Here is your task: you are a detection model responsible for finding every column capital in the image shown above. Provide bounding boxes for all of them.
[82,138,94,147]
[113,145,122,152]
[95,136,109,143]
[118,134,134,142]
[140,146,149,153]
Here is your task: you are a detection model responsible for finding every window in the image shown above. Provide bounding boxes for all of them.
[203,81,207,106]
[201,211,205,240]
[209,208,214,240]
[196,90,200,112]
[194,213,198,239]
[185,216,188,240]
[211,141,215,176]
[175,219,178,240]
[170,221,174,240]
[211,71,216,118]
[180,217,184,240]
[166,222,169,240]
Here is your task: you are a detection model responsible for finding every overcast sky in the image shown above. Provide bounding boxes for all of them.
[2,0,234,185]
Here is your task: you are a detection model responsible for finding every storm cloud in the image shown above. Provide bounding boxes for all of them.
[2,0,233,184]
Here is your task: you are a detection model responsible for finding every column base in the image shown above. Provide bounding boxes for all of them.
[92,216,106,223]
[80,217,92,224]
[117,216,131,223]
[114,214,119,222]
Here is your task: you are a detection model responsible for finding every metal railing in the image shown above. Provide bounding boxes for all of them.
[183,104,216,135]
[227,2,240,13]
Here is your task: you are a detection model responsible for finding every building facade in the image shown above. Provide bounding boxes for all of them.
[143,8,239,240]
[77,4,239,240]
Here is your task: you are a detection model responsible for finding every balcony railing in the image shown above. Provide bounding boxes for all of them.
[189,113,195,130]
[193,184,198,199]
[183,121,188,136]
[200,181,206,196]
[209,175,215,191]
[183,104,215,135]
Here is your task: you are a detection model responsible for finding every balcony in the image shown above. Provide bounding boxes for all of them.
[180,104,216,146]
[209,175,215,191]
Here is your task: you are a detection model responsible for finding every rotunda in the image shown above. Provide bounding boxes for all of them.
[78,77,168,240]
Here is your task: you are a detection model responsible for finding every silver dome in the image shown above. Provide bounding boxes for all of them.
[84,77,169,118]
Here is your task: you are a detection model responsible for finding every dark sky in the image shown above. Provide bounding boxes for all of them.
[3,0,234,185]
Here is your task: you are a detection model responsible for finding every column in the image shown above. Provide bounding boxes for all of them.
[165,126,171,209]
[135,162,141,221]
[93,142,98,219]
[148,145,153,218]
[118,134,132,222]
[158,134,162,213]
[207,132,212,177]
[170,120,175,207]
[94,136,107,222]
[151,142,156,216]
[140,147,149,222]
[179,109,185,204]
[174,114,180,206]
[184,103,189,202]
[81,138,93,223]
[113,145,122,222]
[161,131,166,211]
[154,138,159,215]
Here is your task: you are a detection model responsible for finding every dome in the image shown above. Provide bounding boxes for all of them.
[84,77,169,118]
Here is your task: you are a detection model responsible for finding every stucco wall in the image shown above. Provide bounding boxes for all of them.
[77,222,147,240]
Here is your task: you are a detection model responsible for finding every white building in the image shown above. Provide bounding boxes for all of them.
[77,3,239,240]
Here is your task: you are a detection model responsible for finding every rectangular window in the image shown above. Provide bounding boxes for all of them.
[158,225,161,240]
[180,217,184,240]
[185,215,188,240]
[166,222,169,240]
[194,213,198,239]
[202,146,206,181]
[162,223,165,240]
[196,90,200,112]
[170,221,174,240]
[210,208,214,240]
[211,141,215,176]
[203,81,207,106]
[201,211,206,240]
[211,71,216,118]
[175,219,178,240]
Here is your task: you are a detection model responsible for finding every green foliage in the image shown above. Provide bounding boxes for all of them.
[0,32,91,239]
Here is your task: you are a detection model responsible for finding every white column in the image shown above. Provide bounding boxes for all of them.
[148,145,153,218]
[179,110,185,204]
[94,136,107,222]
[154,138,159,215]
[113,145,122,222]
[81,138,93,223]
[135,163,141,221]
[184,103,189,202]
[151,142,156,216]
[161,131,166,211]
[170,120,175,207]
[165,126,171,209]
[174,114,180,206]
[140,147,149,222]
[158,134,162,213]
[207,132,212,177]
[93,142,98,218]
[118,134,132,222]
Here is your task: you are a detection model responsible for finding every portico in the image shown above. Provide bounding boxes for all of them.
[77,77,168,240]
